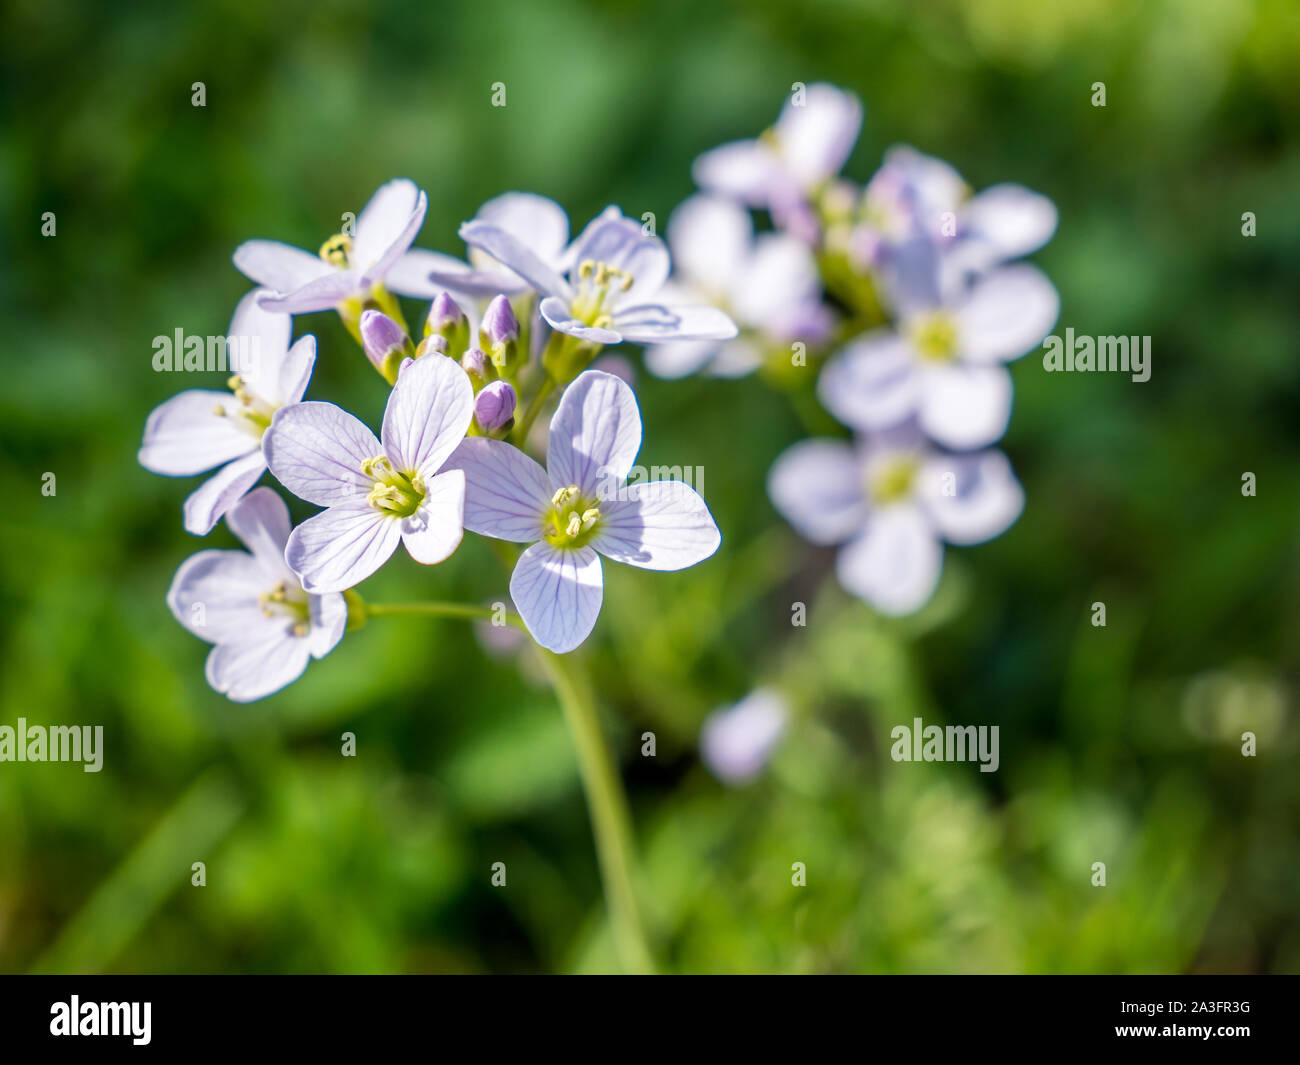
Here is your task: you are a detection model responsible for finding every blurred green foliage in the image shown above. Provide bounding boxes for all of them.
[1,0,1297,973]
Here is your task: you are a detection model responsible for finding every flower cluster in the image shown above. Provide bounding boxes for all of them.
[142,181,732,699]
[662,82,1058,618]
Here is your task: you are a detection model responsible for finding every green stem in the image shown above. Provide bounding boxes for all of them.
[512,376,556,446]
[536,648,654,974]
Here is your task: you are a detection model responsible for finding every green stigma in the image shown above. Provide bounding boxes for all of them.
[362,455,425,518]
[543,484,602,548]
[869,456,919,505]
[319,232,353,268]
[259,579,311,637]
[909,311,960,362]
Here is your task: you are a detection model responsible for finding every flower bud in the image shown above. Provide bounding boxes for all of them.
[425,291,469,356]
[360,309,414,385]
[474,379,516,434]
[480,294,522,376]
[460,346,495,391]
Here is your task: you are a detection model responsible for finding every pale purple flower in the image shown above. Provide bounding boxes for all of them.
[167,487,346,702]
[233,179,438,313]
[457,207,738,347]
[700,689,789,785]
[693,83,862,220]
[817,244,1059,451]
[768,426,1023,616]
[646,193,830,379]
[263,353,474,593]
[139,288,315,535]
[420,192,572,298]
[444,370,721,653]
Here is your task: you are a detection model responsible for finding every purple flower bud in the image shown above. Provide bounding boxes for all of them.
[481,294,520,346]
[360,310,413,383]
[461,346,492,388]
[474,379,516,433]
[426,291,466,334]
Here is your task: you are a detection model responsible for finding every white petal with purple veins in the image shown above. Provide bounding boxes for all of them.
[307,591,348,659]
[183,451,267,537]
[284,503,400,593]
[353,179,426,273]
[478,192,569,265]
[835,504,943,616]
[594,481,721,571]
[443,438,551,542]
[509,542,604,654]
[570,218,670,308]
[539,296,622,345]
[139,390,258,476]
[547,371,642,496]
[225,486,294,578]
[232,240,333,294]
[264,402,380,508]
[614,304,738,343]
[399,469,465,565]
[384,248,455,299]
[167,549,277,644]
[205,632,312,703]
[381,353,474,478]
[767,438,868,546]
[258,269,361,314]
[275,335,317,407]
[227,288,291,402]
[459,221,569,300]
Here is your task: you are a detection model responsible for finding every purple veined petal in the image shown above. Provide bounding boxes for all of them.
[767,438,868,546]
[459,220,570,300]
[538,296,623,345]
[692,139,784,205]
[224,485,293,577]
[776,82,863,189]
[666,194,751,296]
[960,183,1057,261]
[399,468,465,565]
[139,390,259,476]
[700,689,789,785]
[614,303,739,344]
[385,248,462,299]
[817,331,922,433]
[477,191,569,264]
[955,264,1060,363]
[380,352,474,479]
[643,339,720,379]
[569,216,670,309]
[227,288,291,403]
[559,205,624,273]
[276,334,316,406]
[731,233,820,329]
[547,370,643,497]
[916,363,1013,451]
[593,480,720,571]
[353,178,426,273]
[426,262,531,297]
[509,542,604,654]
[233,240,333,293]
[307,591,347,659]
[284,503,401,594]
[917,449,1024,546]
[442,437,551,542]
[182,451,268,537]
[166,548,278,644]
[257,268,362,315]
[835,504,944,616]
[205,631,313,703]
[263,401,380,507]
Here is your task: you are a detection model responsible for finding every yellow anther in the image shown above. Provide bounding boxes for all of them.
[552,484,579,507]
[578,260,595,279]
[565,512,583,537]
[212,404,227,416]
[580,507,600,530]
[319,233,353,267]
[292,621,309,637]
[227,375,243,391]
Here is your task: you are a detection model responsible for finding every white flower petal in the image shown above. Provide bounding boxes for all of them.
[570,217,670,308]
[956,264,1060,363]
[767,438,867,546]
[478,192,569,263]
[692,140,784,205]
[643,339,719,379]
[232,240,332,293]
[381,353,474,478]
[731,233,819,328]
[547,370,642,496]
[817,332,921,432]
[459,220,569,299]
[593,481,720,571]
[917,364,1013,451]
[700,689,788,784]
[257,269,362,314]
[667,194,751,295]
[227,288,291,402]
[224,485,293,576]
[284,503,400,594]
[263,401,380,507]
[918,450,1024,546]
[399,469,464,565]
[614,303,738,343]
[961,183,1057,261]
[443,437,551,542]
[539,296,622,345]
[276,335,316,406]
[167,549,277,644]
[205,632,312,703]
[353,178,426,273]
[182,451,267,537]
[509,542,604,654]
[307,591,348,659]
[777,82,863,189]
[835,504,943,616]
[385,248,460,299]
[139,390,258,476]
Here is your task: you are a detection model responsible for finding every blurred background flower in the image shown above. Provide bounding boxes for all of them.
[1,0,1298,974]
